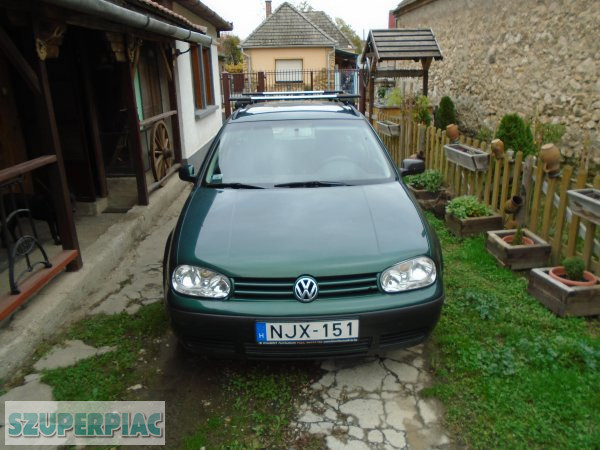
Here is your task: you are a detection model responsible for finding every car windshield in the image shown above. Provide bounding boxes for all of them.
[203,119,395,187]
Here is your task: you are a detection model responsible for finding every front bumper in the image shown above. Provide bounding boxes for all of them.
[167,294,444,359]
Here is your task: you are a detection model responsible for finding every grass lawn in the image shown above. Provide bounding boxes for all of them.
[41,303,169,400]
[424,212,599,449]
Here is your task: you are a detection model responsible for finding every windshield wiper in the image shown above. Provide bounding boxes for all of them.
[273,180,352,188]
[206,182,265,189]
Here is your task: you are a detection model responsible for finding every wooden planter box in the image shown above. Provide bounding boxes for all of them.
[486,229,551,270]
[444,144,490,171]
[407,184,438,201]
[377,120,400,136]
[445,213,503,238]
[567,188,600,225]
[528,268,600,317]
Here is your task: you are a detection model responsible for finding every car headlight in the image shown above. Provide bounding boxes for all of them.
[380,257,437,293]
[171,265,231,299]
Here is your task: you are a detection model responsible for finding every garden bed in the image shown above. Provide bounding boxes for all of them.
[567,188,600,225]
[485,229,551,270]
[444,143,490,171]
[527,267,600,317]
[445,213,503,238]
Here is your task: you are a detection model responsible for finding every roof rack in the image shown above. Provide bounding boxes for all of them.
[230,90,360,106]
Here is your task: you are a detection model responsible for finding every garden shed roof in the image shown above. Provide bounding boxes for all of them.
[362,28,443,61]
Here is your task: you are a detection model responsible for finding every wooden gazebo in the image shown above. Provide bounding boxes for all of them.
[359,28,443,120]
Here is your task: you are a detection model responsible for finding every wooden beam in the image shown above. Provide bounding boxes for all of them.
[222,72,231,118]
[373,69,424,78]
[167,49,182,164]
[122,63,149,205]
[0,250,79,321]
[0,25,41,94]
[31,20,82,270]
[0,155,56,183]
[139,109,178,127]
[421,57,432,96]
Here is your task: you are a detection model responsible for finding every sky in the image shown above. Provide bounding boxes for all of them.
[199,0,398,40]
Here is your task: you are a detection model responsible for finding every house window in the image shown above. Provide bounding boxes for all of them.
[275,59,303,83]
[191,45,214,110]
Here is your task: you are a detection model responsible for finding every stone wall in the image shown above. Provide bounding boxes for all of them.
[395,0,600,165]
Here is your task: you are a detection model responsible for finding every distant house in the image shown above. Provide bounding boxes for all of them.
[241,1,357,91]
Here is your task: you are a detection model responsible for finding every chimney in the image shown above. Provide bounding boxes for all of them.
[266,0,272,18]
[388,10,396,28]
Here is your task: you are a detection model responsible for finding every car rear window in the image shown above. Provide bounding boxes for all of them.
[203,119,395,187]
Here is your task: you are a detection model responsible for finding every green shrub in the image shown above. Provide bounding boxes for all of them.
[377,87,387,100]
[536,122,566,146]
[495,113,536,157]
[512,225,524,245]
[562,256,586,281]
[446,195,492,219]
[385,88,403,107]
[405,170,443,193]
[476,126,494,143]
[435,96,457,130]
[413,95,431,126]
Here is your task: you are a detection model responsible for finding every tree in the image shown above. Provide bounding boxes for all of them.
[495,113,536,157]
[435,96,457,130]
[295,1,314,12]
[220,34,242,65]
[334,17,363,54]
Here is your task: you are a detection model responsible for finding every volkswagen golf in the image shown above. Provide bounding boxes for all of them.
[163,93,444,359]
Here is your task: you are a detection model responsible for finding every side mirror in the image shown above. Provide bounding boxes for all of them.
[400,158,425,176]
[178,164,197,183]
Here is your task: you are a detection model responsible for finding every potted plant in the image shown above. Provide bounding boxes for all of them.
[485,225,551,270]
[528,256,600,317]
[445,195,502,237]
[567,188,600,225]
[404,170,444,202]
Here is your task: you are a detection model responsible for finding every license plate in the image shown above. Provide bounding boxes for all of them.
[255,320,359,344]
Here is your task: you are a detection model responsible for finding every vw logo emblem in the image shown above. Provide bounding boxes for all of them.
[294,276,318,302]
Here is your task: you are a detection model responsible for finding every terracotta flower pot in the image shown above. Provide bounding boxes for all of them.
[446,124,459,142]
[549,266,598,287]
[504,195,523,213]
[490,139,505,159]
[502,235,534,246]
[540,143,561,175]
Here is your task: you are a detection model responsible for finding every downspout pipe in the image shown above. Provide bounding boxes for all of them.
[43,0,212,46]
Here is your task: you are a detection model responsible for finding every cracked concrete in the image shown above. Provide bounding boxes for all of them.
[294,346,451,449]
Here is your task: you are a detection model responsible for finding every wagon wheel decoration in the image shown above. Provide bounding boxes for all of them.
[150,120,174,181]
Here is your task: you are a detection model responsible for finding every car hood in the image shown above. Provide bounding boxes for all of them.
[176,182,430,277]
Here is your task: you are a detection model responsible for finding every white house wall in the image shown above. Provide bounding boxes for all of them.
[173,4,224,166]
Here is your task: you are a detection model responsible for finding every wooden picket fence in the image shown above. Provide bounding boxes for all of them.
[374,111,600,274]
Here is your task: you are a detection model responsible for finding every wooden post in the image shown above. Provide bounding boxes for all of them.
[257,71,265,92]
[367,60,377,124]
[122,63,149,205]
[222,72,231,118]
[31,33,82,270]
[421,57,432,96]
[167,54,182,164]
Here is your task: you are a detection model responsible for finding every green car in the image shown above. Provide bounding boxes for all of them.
[164,95,443,359]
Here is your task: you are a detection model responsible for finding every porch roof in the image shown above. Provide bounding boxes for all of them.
[362,28,443,62]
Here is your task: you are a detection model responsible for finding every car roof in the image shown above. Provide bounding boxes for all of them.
[230,101,362,122]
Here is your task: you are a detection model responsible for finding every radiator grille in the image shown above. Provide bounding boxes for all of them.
[232,273,380,300]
